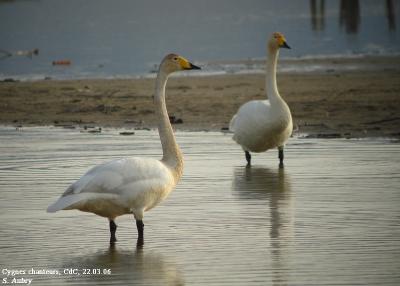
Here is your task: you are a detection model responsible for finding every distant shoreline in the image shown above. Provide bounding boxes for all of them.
[1,56,399,139]
[1,54,400,82]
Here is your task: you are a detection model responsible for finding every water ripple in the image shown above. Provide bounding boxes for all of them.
[0,126,399,285]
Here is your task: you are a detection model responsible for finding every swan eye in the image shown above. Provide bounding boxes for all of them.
[173,57,178,61]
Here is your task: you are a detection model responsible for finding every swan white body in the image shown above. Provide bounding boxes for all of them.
[229,32,292,166]
[47,54,200,245]
[47,157,176,219]
[230,99,292,153]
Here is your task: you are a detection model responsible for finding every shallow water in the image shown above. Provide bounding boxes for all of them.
[0,126,399,285]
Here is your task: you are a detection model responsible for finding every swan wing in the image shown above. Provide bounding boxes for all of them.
[229,114,238,132]
[47,157,174,213]
[230,100,271,146]
[231,99,292,152]
[231,100,271,128]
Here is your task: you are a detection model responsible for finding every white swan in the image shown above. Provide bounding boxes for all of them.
[47,54,200,246]
[229,32,292,167]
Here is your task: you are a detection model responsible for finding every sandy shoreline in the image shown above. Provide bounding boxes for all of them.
[1,57,400,138]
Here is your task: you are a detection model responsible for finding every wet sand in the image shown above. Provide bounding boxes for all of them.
[1,57,400,138]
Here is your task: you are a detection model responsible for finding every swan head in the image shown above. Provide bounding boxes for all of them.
[160,54,201,75]
[269,32,291,50]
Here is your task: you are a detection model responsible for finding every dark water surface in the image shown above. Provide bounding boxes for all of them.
[1,0,399,80]
[0,126,399,285]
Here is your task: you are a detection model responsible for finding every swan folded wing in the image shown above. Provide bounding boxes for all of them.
[235,100,271,126]
[47,158,173,213]
[232,100,291,152]
[229,114,238,132]
[46,192,111,213]
[231,101,271,146]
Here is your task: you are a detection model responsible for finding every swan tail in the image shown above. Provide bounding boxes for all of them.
[229,114,237,132]
[47,193,89,213]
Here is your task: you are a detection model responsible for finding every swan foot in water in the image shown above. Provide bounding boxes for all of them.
[136,220,144,247]
[278,146,284,168]
[245,151,251,166]
[109,220,117,244]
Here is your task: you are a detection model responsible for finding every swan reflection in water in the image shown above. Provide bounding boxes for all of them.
[62,246,184,285]
[233,166,294,284]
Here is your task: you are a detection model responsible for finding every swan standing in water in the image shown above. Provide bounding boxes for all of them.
[47,54,200,246]
[229,32,292,168]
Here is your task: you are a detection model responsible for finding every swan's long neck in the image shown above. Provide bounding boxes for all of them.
[266,47,281,104]
[154,70,183,181]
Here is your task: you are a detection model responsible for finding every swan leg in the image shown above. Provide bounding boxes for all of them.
[245,151,251,166]
[109,220,117,244]
[136,219,144,247]
[278,146,284,168]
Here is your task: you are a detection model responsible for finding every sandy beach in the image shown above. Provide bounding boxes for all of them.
[1,56,399,138]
